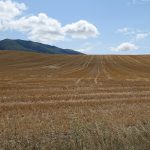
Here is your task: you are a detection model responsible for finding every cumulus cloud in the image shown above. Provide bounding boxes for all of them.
[0,0,99,44]
[111,42,139,51]
[0,0,26,20]
[8,13,64,43]
[63,20,99,39]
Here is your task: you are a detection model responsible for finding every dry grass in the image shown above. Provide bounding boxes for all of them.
[0,51,150,150]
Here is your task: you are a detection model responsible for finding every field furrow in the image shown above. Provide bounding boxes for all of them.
[0,51,150,149]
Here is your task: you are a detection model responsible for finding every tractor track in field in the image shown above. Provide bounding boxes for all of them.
[0,51,150,107]
[75,55,94,84]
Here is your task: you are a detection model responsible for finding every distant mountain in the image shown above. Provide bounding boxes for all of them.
[0,39,83,55]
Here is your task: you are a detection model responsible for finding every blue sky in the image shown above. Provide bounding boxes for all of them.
[0,0,150,54]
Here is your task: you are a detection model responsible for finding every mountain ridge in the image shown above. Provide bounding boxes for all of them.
[0,39,83,55]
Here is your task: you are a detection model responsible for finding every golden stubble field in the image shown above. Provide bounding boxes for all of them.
[0,50,150,150]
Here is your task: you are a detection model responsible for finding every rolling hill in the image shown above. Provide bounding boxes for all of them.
[0,51,150,149]
[0,39,82,55]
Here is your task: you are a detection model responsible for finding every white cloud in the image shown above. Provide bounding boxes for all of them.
[117,27,150,41]
[7,16,99,44]
[0,0,26,20]
[117,27,135,36]
[62,20,99,39]
[111,42,139,51]
[135,32,150,40]
[131,0,150,4]
[0,22,4,30]
[76,42,102,53]
[9,17,99,43]
[0,0,99,44]
[77,43,96,52]
[117,28,129,34]
[141,0,150,2]
[9,13,64,43]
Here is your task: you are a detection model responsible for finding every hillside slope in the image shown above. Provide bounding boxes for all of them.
[0,39,82,55]
[0,51,150,81]
[0,51,150,149]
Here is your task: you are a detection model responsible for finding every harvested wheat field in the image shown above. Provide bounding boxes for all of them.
[0,50,150,150]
